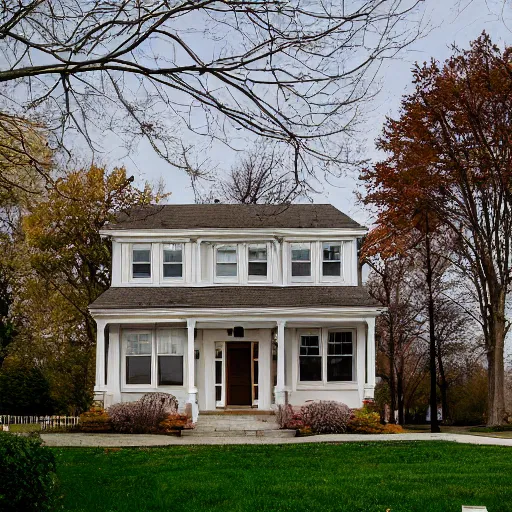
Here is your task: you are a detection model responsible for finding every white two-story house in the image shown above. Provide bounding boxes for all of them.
[89,204,381,421]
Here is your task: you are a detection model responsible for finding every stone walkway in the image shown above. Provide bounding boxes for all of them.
[41,432,512,448]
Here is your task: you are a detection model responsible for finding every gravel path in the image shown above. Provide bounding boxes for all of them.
[41,432,512,448]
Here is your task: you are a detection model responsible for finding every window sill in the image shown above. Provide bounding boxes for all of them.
[121,385,186,393]
[296,382,358,391]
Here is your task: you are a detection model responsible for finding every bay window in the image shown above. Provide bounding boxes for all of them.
[322,242,342,277]
[248,244,267,279]
[291,243,311,278]
[163,244,183,278]
[216,245,238,277]
[132,244,151,278]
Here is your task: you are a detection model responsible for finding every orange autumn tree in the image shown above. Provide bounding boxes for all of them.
[361,33,512,426]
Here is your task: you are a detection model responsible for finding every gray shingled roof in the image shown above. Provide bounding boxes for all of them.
[89,286,380,309]
[103,204,365,230]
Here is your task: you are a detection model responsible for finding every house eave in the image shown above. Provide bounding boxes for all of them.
[99,227,369,239]
[89,305,384,322]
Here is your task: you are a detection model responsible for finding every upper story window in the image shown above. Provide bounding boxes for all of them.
[132,244,151,278]
[323,242,342,277]
[163,244,183,278]
[291,243,311,278]
[248,244,267,280]
[216,245,237,277]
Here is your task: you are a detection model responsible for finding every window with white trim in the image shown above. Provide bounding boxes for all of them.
[322,242,342,277]
[327,331,353,381]
[215,342,224,405]
[291,243,311,278]
[123,329,186,387]
[216,245,237,277]
[248,244,267,280]
[299,334,322,381]
[125,332,152,384]
[132,244,151,278]
[157,329,184,385]
[162,244,183,279]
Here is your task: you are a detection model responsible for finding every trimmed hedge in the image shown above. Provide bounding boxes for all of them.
[0,432,57,511]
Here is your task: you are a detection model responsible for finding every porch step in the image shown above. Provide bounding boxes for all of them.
[182,429,296,438]
[183,412,296,438]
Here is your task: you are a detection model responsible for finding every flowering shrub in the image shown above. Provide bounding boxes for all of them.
[158,414,189,433]
[277,404,306,430]
[276,404,293,428]
[108,392,178,434]
[347,407,383,434]
[79,407,111,433]
[300,401,351,434]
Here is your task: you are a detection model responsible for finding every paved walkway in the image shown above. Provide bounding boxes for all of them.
[41,432,512,447]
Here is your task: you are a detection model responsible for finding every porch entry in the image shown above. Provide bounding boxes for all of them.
[226,342,259,406]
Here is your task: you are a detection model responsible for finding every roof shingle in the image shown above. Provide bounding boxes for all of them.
[103,204,364,230]
[89,286,380,310]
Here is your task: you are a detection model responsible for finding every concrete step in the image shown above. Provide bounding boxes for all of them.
[182,429,296,438]
[197,418,279,428]
[197,415,275,421]
[193,423,279,432]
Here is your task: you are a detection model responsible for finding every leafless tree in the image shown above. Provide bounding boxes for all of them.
[0,0,425,179]
[195,141,307,204]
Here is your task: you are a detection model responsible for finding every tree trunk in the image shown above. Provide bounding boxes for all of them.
[487,312,506,426]
[397,367,404,425]
[437,349,448,422]
[423,215,440,432]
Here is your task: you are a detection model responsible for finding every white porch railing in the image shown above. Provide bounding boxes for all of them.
[0,415,80,430]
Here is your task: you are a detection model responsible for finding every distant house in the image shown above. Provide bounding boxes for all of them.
[89,204,381,421]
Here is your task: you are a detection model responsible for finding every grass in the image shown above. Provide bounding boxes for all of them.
[8,423,41,433]
[52,441,512,512]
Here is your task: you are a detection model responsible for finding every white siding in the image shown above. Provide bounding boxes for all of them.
[110,236,359,287]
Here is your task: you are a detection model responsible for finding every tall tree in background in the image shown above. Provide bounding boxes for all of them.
[6,165,167,412]
[367,254,427,424]
[195,142,306,204]
[361,33,512,425]
[0,1,423,178]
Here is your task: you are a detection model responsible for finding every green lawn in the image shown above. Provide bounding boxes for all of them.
[52,442,512,512]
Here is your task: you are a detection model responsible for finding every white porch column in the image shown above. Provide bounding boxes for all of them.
[364,317,376,400]
[275,320,286,405]
[187,318,198,421]
[94,320,107,394]
[106,324,121,405]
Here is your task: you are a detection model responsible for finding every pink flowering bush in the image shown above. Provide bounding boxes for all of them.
[276,404,305,430]
[300,400,351,434]
[108,392,178,434]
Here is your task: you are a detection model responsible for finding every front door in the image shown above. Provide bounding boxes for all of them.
[226,342,252,406]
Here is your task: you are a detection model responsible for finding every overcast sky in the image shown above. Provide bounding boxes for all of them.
[109,0,511,226]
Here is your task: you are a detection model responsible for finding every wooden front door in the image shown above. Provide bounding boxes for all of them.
[226,342,252,406]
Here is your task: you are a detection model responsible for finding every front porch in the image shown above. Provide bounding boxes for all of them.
[92,310,378,422]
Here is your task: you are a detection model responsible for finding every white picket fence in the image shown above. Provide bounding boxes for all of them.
[0,415,80,431]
